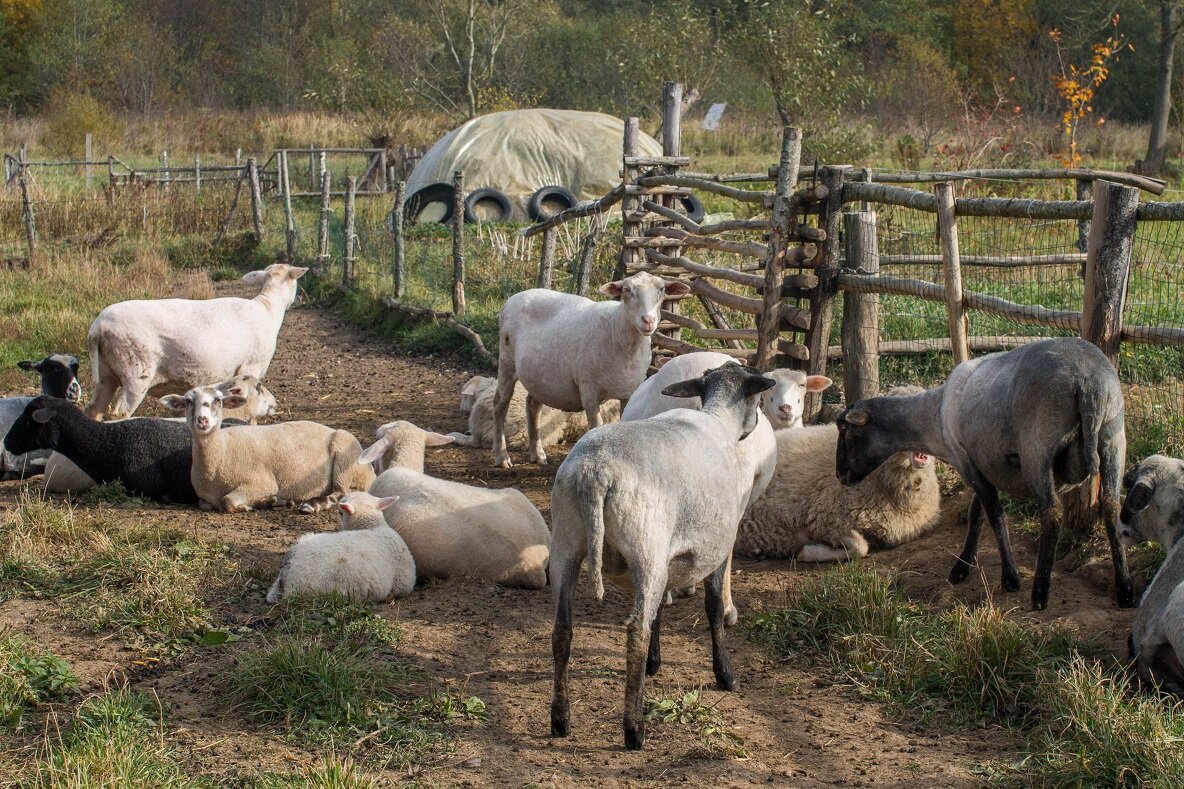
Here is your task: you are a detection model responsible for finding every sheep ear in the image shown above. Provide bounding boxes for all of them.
[663,279,691,296]
[598,280,624,298]
[223,395,249,410]
[1123,463,1141,490]
[31,407,54,424]
[357,436,390,466]
[1126,480,1155,513]
[424,432,456,447]
[17,360,38,372]
[160,395,188,412]
[661,378,705,399]
[288,266,309,279]
[805,375,833,392]
[745,375,777,396]
[460,378,483,397]
[376,495,399,510]
[844,408,870,426]
[339,501,355,516]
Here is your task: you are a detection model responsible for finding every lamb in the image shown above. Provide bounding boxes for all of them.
[40,373,280,494]
[358,420,550,588]
[834,337,1132,611]
[491,271,690,468]
[760,369,832,429]
[161,385,373,513]
[1118,454,1184,695]
[86,262,306,419]
[266,491,416,604]
[549,362,775,750]
[449,375,618,450]
[1,355,81,479]
[739,387,940,561]
[621,351,779,625]
[5,396,203,503]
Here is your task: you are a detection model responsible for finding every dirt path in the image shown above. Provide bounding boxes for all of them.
[1,284,1139,786]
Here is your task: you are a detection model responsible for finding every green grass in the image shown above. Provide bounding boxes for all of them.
[0,630,78,732]
[252,757,383,788]
[645,686,745,758]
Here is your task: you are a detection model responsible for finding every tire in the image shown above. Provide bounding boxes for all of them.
[528,185,578,221]
[404,182,455,224]
[677,192,706,224]
[464,187,514,223]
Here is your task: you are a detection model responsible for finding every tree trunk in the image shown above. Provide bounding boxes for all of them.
[1143,1,1179,175]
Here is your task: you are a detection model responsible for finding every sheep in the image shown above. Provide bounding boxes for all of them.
[834,337,1132,611]
[266,491,416,604]
[86,262,306,419]
[161,385,373,513]
[491,270,690,468]
[1,355,81,479]
[448,375,618,450]
[738,387,940,561]
[39,374,280,494]
[1118,454,1184,695]
[549,362,775,750]
[4,396,203,503]
[358,420,550,589]
[760,369,833,430]
[621,351,779,625]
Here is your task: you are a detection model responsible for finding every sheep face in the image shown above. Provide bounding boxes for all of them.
[459,376,494,416]
[217,375,278,419]
[4,397,65,455]
[661,362,775,440]
[835,402,900,486]
[761,370,832,429]
[17,355,81,403]
[338,491,399,530]
[598,272,691,336]
[161,386,246,435]
[240,263,309,307]
[1120,455,1184,549]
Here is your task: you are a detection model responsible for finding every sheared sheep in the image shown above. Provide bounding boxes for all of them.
[359,420,549,588]
[491,270,690,468]
[449,375,618,450]
[266,491,415,604]
[161,385,373,513]
[87,262,305,419]
[1119,454,1184,695]
[549,362,775,750]
[835,337,1132,611]
[1,354,81,479]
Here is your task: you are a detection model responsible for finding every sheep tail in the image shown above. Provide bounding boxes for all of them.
[1077,382,1104,481]
[577,478,609,602]
[87,330,102,392]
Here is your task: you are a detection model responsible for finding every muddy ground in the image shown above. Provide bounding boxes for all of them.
[0,280,1138,787]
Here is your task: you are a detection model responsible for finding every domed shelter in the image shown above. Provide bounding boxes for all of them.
[405,108,663,223]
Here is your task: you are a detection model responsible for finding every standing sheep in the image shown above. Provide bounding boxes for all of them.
[87,263,306,419]
[834,338,1132,611]
[266,491,416,604]
[449,376,617,450]
[491,271,690,468]
[1118,454,1184,694]
[549,362,775,750]
[161,386,373,513]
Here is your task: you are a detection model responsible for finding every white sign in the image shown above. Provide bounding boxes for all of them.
[702,103,727,131]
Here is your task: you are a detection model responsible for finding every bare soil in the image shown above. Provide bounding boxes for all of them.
[0,282,1138,787]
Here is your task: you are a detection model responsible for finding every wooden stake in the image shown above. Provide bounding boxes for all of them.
[247,158,264,240]
[280,151,297,259]
[935,182,969,364]
[452,170,467,315]
[391,180,406,298]
[342,176,356,288]
[317,168,332,275]
[195,154,201,192]
[538,227,557,288]
[754,126,801,371]
[616,117,641,280]
[804,165,848,420]
[1081,179,1139,365]
[841,211,880,403]
[574,217,602,296]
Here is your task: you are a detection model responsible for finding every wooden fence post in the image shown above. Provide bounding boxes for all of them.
[161,150,169,187]
[573,217,602,297]
[452,170,467,315]
[342,176,356,289]
[1081,179,1139,365]
[616,117,641,280]
[803,165,848,420]
[247,158,264,240]
[538,227,557,288]
[316,168,332,275]
[84,133,92,192]
[280,151,297,259]
[390,180,406,298]
[18,172,36,265]
[657,81,685,341]
[195,153,201,192]
[841,210,880,403]
[935,182,969,365]
[754,126,801,371]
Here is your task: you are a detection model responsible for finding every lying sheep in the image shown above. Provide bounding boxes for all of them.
[1,354,82,479]
[161,386,373,513]
[449,375,618,450]
[550,362,775,750]
[1119,454,1184,695]
[266,491,416,604]
[835,337,1132,611]
[359,420,549,588]
[491,271,690,468]
[41,374,279,494]
[87,263,306,419]
[761,369,832,430]
[739,387,940,561]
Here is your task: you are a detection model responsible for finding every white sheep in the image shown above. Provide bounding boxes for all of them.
[761,369,832,429]
[738,393,940,562]
[87,263,306,419]
[359,420,550,588]
[449,375,618,450]
[161,385,373,513]
[1119,454,1184,695]
[491,271,690,468]
[266,491,416,604]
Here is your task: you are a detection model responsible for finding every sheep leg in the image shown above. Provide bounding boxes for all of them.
[525,393,547,465]
[1099,437,1134,608]
[86,375,118,420]
[722,551,738,627]
[296,495,335,514]
[112,379,151,420]
[646,606,662,676]
[704,558,738,692]
[949,495,985,584]
[219,492,255,513]
[580,385,604,430]
[491,365,517,469]
[1030,468,1065,610]
[798,532,870,563]
[623,571,667,751]
[549,552,581,738]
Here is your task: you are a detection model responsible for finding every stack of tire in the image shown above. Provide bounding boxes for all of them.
[403,184,704,225]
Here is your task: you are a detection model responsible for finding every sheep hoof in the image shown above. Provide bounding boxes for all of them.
[715,670,737,692]
[1003,571,1022,593]
[550,712,570,738]
[1030,585,1049,610]
[724,605,738,628]
[948,560,973,585]
[495,456,513,469]
[297,502,316,514]
[624,721,645,751]
[1117,582,1136,609]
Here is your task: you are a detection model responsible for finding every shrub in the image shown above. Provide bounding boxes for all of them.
[41,90,124,157]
